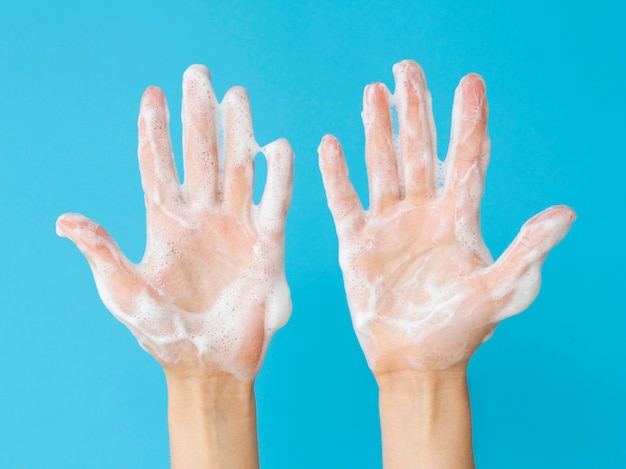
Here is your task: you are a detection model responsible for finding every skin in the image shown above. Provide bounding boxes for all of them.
[57,64,294,469]
[318,59,575,468]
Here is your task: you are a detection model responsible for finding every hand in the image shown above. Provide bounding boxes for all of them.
[57,65,294,381]
[319,60,575,376]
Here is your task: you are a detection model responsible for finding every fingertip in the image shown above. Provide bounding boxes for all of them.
[460,73,486,89]
[141,86,166,109]
[264,138,294,164]
[56,213,73,238]
[392,59,424,84]
[274,137,293,153]
[318,133,339,153]
[363,84,393,135]
[183,64,211,80]
[543,205,577,230]
[221,86,253,139]
[222,85,250,107]
[525,205,577,228]
[515,205,577,259]
[139,87,169,130]
[182,65,214,101]
[318,135,344,172]
[364,82,390,106]
[556,204,577,223]
[392,59,418,74]
[458,73,486,105]
[55,214,110,265]
[548,205,578,238]
[56,212,90,238]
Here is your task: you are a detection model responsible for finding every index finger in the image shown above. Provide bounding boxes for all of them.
[137,87,182,207]
[318,134,365,237]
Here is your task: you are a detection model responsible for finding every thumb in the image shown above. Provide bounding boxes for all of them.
[482,205,576,320]
[56,213,136,289]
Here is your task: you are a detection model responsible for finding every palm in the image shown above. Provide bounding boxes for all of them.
[58,65,294,380]
[320,60,574,373]
[138,207,263,314]
[343,198,495,372]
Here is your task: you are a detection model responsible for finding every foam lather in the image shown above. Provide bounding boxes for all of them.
[57,65,294,381]
[318,60,575,372]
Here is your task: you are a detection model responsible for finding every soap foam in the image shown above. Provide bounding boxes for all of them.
[327,63,573,372]
[64,66,293,381]
[93,259,290,380]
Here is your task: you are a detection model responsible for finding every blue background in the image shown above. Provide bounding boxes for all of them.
[1,0,624,467]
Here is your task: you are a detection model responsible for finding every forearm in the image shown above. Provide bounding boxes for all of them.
[165,369,259,469]
[376,364,474,469]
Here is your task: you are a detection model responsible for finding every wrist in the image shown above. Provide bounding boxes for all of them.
[164,368,255,403]
[375,363,468,396]
[165,369,259,469]
[376,363,474,469]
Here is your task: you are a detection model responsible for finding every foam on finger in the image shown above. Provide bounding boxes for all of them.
[138,87,182,207]
[221,86,258,212]
[333,62,575,372]
[258,138,294,236]
[60,68,293,381]
[181,64,220,204]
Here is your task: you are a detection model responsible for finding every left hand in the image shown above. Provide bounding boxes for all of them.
[318,60,575,375]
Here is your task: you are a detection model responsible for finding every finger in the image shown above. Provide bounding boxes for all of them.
[221,86,257,214]
[392,60,437,199]
[482,205,576,315]
[318,134,365,236]
[444,74,490,211]
[56,213,137,305]
[137,87,182,207]
[257,138,294,236]
[181,64,219,205]
[363,82,401,212]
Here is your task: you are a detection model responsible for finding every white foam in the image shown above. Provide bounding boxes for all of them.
[69,67,293,381]
[330,63,573,372]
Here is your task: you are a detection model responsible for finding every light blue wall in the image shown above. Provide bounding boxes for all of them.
[0,0,623,467]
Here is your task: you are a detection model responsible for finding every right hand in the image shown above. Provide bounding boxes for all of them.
[57,65,294,381]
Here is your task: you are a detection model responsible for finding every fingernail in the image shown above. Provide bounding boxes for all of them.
[141,86,165,110]
[460,74,485,105]
[364,83,378,104]
[56,217,75,237]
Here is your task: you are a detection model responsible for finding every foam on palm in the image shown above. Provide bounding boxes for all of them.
[58,65,293,380]
[320,61,575,372]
